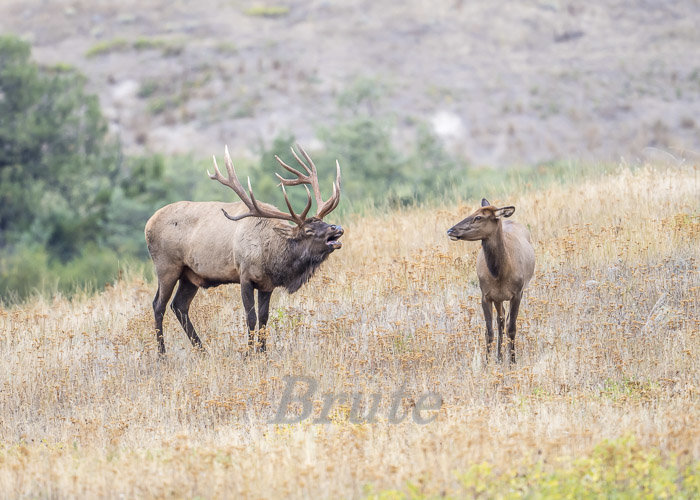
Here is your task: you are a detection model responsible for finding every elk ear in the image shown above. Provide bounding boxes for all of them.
[273,225,295,238]
[481,198,491,207]
[495,206,515,218]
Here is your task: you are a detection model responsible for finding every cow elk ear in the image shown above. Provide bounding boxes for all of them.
[495,206,515,218]
[273,225,295,238]
[481,198,491,207]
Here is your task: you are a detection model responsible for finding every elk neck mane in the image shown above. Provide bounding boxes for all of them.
[258,219,330,294]
[282,238,329,294]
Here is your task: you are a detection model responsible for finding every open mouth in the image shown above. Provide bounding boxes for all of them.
[448,235,459,241]
[326,230,343,250]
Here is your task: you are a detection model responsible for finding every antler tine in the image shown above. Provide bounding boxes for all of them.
[299,185,313,220]
[274,145,328,218]
[279,184,311,225]
[221,207,250,222]
[316,160,342,219]
[223,145,237,183]
[211,146,300,224]
[275,171,305,187]
[291,144,315,176]
[293,145,324,204]
[326,164,340,210]
[248,176,303,223]
[274,155,308,185]
[282,144,341,219]
[246,177,265,213]
[209,147,253,208]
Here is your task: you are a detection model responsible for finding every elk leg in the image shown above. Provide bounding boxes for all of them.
[257,290,273,353]
[481,297,494,359]
[495,301,505,363]
[170,277,203,351]
[152,276,178,356]
[240,281,257,351]
[507,294,521,364]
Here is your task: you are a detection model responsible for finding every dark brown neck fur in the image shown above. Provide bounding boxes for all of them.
[265,229,330,294]
[282,239,329,293]
[481,222,508,279]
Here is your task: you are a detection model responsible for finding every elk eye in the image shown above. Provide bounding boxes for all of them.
[474,216,482,221]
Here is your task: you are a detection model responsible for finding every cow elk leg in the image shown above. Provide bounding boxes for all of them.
[495,301,505,363]
[507,294,521,364]
[482,297,494,360]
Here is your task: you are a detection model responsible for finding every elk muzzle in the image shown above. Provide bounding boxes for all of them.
[326,225,344,250]
[447,223,480,241]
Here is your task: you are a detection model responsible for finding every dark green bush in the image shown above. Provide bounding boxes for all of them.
[0,35,119,261]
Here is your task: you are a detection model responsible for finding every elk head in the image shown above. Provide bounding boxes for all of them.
[446,198,515,241]
[208,144,344,253]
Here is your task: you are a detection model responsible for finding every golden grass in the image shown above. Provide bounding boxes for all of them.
[0,163,698,498]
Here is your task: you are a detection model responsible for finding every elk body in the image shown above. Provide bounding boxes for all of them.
[447,198,535,363]
[145,145,343,355]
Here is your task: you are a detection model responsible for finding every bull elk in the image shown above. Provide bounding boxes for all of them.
[145,145,343,355]
[447,198,535,363]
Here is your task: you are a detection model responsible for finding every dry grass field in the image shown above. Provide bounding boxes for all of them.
[0,162,698,498]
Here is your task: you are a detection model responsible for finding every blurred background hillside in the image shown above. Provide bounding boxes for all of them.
[1,0,699,301]
[4,0,698,163]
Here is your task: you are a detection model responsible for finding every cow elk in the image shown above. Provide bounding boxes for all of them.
[145,145,343,355]
[447,198,535,363]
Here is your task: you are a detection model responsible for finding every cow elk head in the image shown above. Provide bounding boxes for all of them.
[447,198,515,241]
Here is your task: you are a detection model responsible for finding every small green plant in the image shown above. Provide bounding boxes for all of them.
[455,437,696,499]
[85,38,130,58]
[47,62,75,73]
[366,438,700,499]
[147,96,169,115]
[85,37,183,58]
[215,42,238,54]
[138,80,160,98]
[244,5,290,17]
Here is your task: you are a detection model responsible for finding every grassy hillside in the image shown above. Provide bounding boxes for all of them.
[0,162,698,497]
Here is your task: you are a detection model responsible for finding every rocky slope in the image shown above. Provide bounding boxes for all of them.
[2,0,698,165]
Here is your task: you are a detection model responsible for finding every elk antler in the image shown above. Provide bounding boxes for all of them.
[274,144,341,219]
[209,145,312,225]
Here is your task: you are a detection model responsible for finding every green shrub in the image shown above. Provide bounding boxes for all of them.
[85,38,130,58]
[0,246,52,302]
[85,37,183,58]
[366,437,699,499]
[0,244,135,304]
[0,35,119,261]
[367,437,700,499]
[138,80,159,98]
